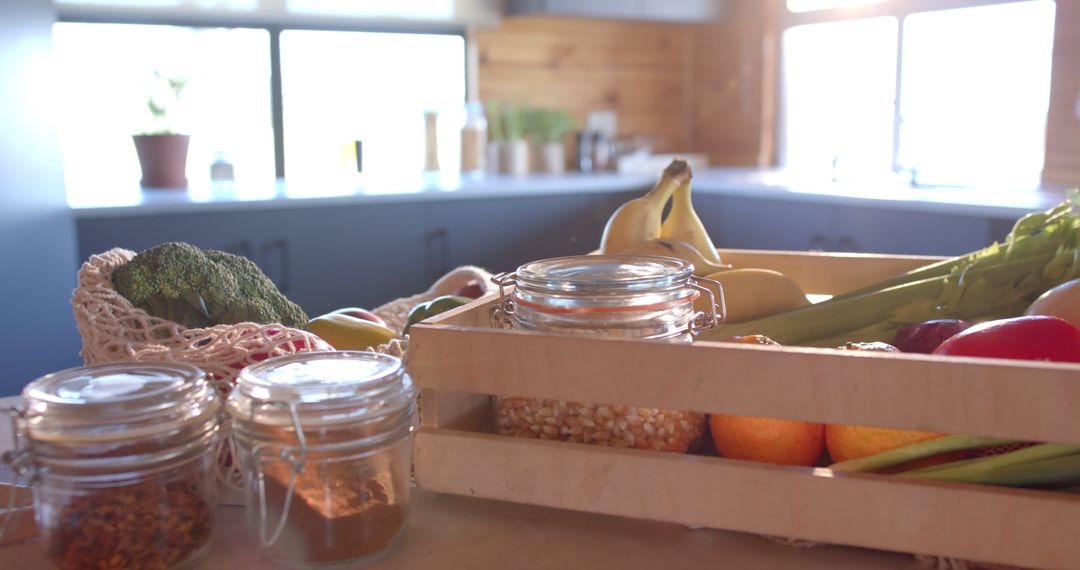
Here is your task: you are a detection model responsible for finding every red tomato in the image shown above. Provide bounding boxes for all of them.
[931,315,1080,363]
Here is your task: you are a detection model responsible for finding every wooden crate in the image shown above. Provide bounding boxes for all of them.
[407,249,1080,570]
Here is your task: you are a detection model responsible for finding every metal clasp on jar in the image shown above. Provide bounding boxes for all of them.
[689,274,725,336]
[489,271,518,329]
[0,406,34,543]
[248,400,308,548]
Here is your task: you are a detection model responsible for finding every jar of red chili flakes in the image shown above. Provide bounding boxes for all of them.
[489,255,723,452]
[228,351,416,568]
[2,362,221,570]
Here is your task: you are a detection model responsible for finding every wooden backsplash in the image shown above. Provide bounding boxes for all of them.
[1043,0,1080,188]
[474,16,695,154]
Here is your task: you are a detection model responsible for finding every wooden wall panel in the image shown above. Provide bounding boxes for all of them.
[690,0,776,167]
[1043,0,1080,188]
[475,16,697,154]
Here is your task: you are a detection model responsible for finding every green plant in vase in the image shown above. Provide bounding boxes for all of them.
[133,70,192,189]
[526,108,578,175]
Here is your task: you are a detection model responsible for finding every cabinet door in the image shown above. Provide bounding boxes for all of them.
[76,203,429,319]
[424,192,636,278]
[282,204,428,314]
[830,206,993,257]
[704,196,834,252]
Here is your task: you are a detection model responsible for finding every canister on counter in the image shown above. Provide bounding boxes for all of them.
[2,363,222,570]
[489,255,723,452]
[228,351,416,568]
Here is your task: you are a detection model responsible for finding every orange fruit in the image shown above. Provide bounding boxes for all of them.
[709,415,824,466]
[825,424,944,463]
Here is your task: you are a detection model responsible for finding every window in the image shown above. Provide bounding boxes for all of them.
[280,31,466,185]
[780,0,1056,190]
[51,21,466,203]
[52,23,274,202]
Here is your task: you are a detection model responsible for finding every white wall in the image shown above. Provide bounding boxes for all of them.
[0,0,82,395]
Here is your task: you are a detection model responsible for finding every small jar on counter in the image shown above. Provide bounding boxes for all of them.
[2,363,222,570]
[227,351,416,568]
[489,255,723,452]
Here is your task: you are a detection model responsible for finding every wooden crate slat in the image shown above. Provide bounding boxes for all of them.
[409,324,1080,444]
[414,428,1080,570]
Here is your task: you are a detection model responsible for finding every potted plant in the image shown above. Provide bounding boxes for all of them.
[132,71,191,189]
[499,103,530,177]
[526,108,578,175]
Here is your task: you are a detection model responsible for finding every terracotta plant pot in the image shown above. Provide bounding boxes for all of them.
[132,134,190,189]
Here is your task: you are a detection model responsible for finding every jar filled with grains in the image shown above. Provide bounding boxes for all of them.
[490,255,723,452]
[2,363,222,570]
[228,351,416,569]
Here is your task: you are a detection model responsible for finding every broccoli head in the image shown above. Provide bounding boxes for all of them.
[112,242,308,330]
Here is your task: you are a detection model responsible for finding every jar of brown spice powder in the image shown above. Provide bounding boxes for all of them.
[228,351,416,568]
[2,362,222,570]
[489,255,724,452]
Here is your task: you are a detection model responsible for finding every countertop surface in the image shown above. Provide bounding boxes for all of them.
[0,491,927,570]
[68,168,1070,220]
[0,394,925,570]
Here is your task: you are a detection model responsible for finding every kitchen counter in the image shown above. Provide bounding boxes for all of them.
[67,168,1069,220]
[0,394,923,570]
[0,490,929,570]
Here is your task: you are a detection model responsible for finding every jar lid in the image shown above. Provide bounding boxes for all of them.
[510,255,697,315]
[231,351,414,427]
[21,362,219,443]
[516,255,693,294]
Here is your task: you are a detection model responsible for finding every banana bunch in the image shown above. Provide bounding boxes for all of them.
[598,159,810,324]
[599,158,726,275]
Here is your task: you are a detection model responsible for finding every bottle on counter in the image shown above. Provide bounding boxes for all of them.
[210,150,235,182]
[591,131,612,172]
[576,131,594,173]
[424,111,440,173]
[460,101,488,175]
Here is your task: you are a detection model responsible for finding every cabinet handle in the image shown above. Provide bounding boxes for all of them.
[260,239,290,293]
[837,236,859,252]
[426,228,450,280]
[809,233,831,251]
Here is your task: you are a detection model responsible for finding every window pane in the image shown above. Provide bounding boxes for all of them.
[280,30,465,185]
[782,17,898,179]
[898,1,1055,189]
[52,23,274,202]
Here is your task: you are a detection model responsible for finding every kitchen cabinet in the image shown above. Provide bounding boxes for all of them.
[422,191,633,279]
[75,190,636,317]
[699,195,1013,257]
[76,203,430,317]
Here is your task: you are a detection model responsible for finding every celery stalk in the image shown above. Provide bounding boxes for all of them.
[901,443,1080,485]
[700,196,1080,347]
[829,435,1019,473]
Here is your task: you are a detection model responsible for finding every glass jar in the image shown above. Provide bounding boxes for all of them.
[227,351,416,568]
[490,255,723,452]
[3,362,222,570]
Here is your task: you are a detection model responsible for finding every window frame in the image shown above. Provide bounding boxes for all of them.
[776,0,1054,185]
[55,12,469,179]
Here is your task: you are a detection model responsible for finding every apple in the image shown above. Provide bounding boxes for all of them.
[331,307,387,327]
[452,279,485,300]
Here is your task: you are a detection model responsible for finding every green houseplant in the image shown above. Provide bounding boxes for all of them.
[525,107,578,175]
[132,71,191,189]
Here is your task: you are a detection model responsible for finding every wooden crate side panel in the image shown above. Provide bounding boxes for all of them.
[408,327,1080,444]
[716,249,938,295]
[419,389,492,431]
[414,429,1080,570]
